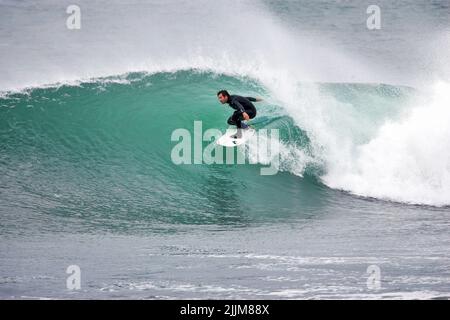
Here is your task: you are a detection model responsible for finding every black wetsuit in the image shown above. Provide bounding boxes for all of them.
[226,95,257,128]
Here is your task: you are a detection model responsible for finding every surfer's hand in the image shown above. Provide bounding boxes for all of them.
[242,112,250,120]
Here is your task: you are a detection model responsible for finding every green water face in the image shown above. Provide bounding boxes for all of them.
[0,71,414,234]
[0,72,311,231]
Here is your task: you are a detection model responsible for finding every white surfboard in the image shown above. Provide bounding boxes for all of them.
[216,127,256,147]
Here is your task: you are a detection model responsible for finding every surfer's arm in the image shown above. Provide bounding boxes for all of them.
[232,100,249,119]
[233,100,246,113]
[246,97,263,102]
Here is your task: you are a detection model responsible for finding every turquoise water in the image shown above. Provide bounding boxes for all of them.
[1,0,450,299]
[0,72,417,228]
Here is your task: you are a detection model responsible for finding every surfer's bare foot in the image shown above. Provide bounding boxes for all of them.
[231,129,243,139]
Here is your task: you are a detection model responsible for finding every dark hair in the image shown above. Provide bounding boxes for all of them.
[217,90,230,97]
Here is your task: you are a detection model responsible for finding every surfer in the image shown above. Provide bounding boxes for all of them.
[217,90,262,138]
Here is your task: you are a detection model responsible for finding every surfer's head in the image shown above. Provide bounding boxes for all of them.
[217,90,230,104]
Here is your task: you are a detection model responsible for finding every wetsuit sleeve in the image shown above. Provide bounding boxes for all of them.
[233,100,246,113]
[246,97,257,102]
